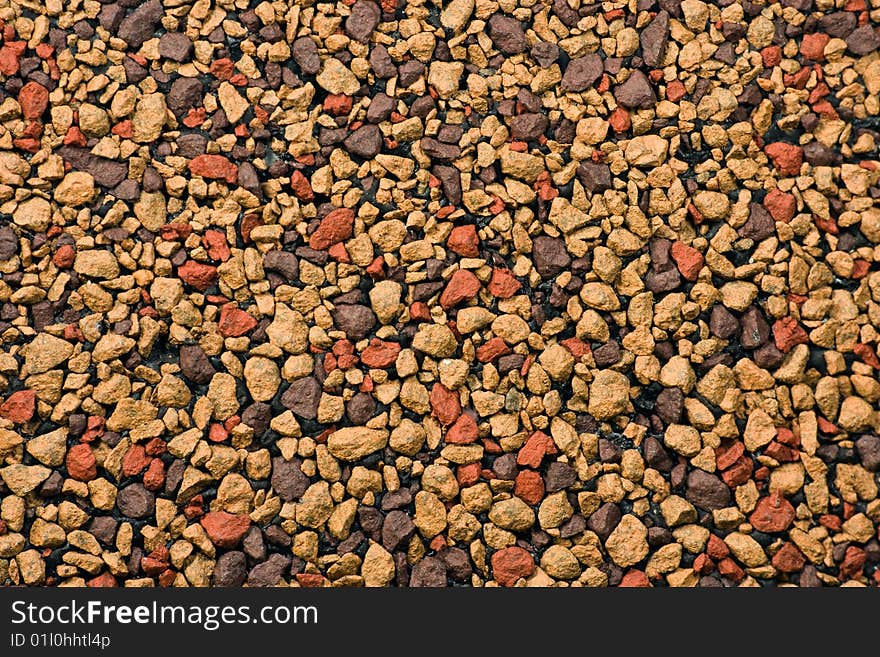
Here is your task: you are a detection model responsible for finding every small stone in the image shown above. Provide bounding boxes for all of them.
[589,370,630,420]
[605,515,649,567]
[686,470,731,511]
[488,15,527,55]
[116,484,155,519]
[345,1,381,43]
[561,54,603,92]
[491,546,535,586]
[327,427,389,461]
[749,492,795,533]
[201,511,250,548]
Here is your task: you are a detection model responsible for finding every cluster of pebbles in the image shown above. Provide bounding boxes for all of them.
[0,0,879,588]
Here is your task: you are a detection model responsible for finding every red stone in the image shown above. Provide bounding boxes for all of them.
[87,573,118,587]
[491,546,535,587]
[327,241,350,263]
[324,94,353,116]
[122,445,151,477]
[706,534,729,560]
[517,431,551,468]
[853,343,880,369]
[34,43,53,60]
[819,514,842,532]
[200,511,251,548]
[717,557,744,582]
[476,337,510,363]
[721,455,753,488]
[715,441,744,471]
[178,260,219,290]
[290,170,314,201]
[816,416,839,435]
[514,470,544,505]
[360,339,401,368]
[183,108,207,128]
[296,573,325,587]
[839,546,866,580]
[619,570,651,587]
[66,444,97,481]
[18,81,48,120]
[82,416,105,443]
[850,258,880,280]
[561,337,589,359]
[800,32,830,61]
[218,304,258,337]
[210,58,234,80]
[409,302,431,322]
[447,225,479,257]
[188,154,238,184]
[366,256,385,278]
[446,413,478,444]
[0,44,22,76]
[487,267,521,299]
[693,553,714,574]
[430,383,461,426]
[776,427,799,447]
[202,230,230,261]
[608,107,630,132]
[0,389,36,423]
[814,216,838,235]
[750,492,796,533]
[456,462,480,487]
[665,80,686,102]
[112,120,133,138]
[309,208,354,250]
[63,126,87,147]
[772,317,809,353]
[161,223,192,241]
[763,188,796,223]
[439,269,481,309]
[145,437,167,456]
[761,46,782,68]
[764,441,799,462]
[765,142,803,177]
[670,241,704,281]
[143,458,165,491]
[771,542,805,573]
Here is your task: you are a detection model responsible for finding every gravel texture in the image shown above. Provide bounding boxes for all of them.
[0,0,879,588]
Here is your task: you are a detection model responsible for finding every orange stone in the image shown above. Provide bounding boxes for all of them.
[188,154,238,184]
[800,32,830,61]
[445,413,478,444]
[763,188,796,223]
[772,316,809,352]
[749,492,795,533]
[360,339,401,368]
[447,225,480,257]
[218,304,258,337]
[487,267,521,299]
[309,208,354,250]
[0,389,35,423]
[491,547,535,587]
[18,81,49,120]
[66,444,97,481]
[764,142,803,177]
[429,383,461,426]
[670,241,704,281]
[517,431,551,468]
[200,511,251,548]
[514,470,544,505]
[178,260,218,290]
[439,269,481,309]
